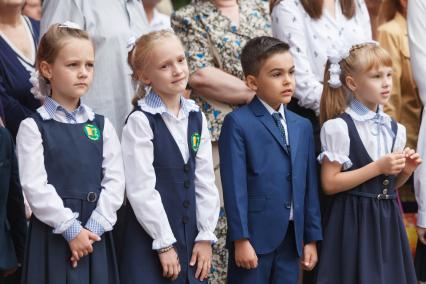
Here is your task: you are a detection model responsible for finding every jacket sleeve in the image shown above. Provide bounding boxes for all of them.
[303,122,323,244]
[219,114,250,242]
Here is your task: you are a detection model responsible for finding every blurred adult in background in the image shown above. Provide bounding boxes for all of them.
[365,0,384,39]
[378,0,421,150]
[22,0,41,21]
[172,1,271,282]
[408,0,426,282]
[41,0,150,135]
[142,0,171,31]
[0,0,41,140]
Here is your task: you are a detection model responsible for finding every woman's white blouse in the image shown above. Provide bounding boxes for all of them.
[271,0,372,114]
[121,94,220,250]
[318,103,406,169]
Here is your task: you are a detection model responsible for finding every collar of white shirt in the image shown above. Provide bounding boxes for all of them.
[137,90,199,118]
[38,96,95,122]
[257,97,287,123]
[346,98,390,124]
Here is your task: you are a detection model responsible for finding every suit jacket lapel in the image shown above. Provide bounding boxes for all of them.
[285,110,300,166]
[249,97,289,154]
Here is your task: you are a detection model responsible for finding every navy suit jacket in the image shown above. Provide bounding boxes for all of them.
[219,96,322,256]
[0,127,27,270]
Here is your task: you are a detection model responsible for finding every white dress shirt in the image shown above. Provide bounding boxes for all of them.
[271,0,371,115]
[258,98,293,220]
[40,0,150,136]
[16,97,125,241]
[318,99,406,169]
[150,9,171,31]
[121,91,220,250]
[408,0,426,228]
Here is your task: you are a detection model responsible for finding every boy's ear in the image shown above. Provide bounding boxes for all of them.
[245,75,258,91]
[345,75,357,92]
[39,61,52,79]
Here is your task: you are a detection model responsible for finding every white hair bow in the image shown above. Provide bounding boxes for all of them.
[127,35,136,52]
[58,21,82,30]
[327,46,350,89]
[29,70,51,98]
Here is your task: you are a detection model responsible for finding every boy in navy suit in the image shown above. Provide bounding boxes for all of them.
[219,36,322,284]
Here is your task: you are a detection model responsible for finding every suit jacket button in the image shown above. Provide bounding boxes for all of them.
[183,200,190,208]
[383,179,389,186]
[285,202,291,209]
[184,180,190,188]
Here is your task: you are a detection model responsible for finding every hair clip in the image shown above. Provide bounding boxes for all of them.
[58,21,82,30]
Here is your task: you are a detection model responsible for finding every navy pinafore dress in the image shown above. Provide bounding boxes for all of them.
[316,113,416,284]
[21,113,120,284]
[117,108,205,284]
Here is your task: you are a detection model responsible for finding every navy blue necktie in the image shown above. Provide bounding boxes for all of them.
[272,112,289,151]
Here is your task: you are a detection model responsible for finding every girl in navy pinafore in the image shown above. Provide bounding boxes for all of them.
[16,23,125,284]
[117,30,220,284]
[315,43,421,284]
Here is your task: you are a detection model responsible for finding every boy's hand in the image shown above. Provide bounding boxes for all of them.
[301,242,318,271]
[3,267,17,277]
[190,241,212,281]
[402,147,422,175]
[234,239,258,270]
[375,152,405,175]
[158,247,181,281]
[69,229,100,268]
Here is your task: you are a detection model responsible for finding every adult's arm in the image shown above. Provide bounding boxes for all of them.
[408,0,426,228]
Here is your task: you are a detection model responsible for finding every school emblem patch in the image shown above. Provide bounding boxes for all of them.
[191,132,201,152]
[84,124,100,141]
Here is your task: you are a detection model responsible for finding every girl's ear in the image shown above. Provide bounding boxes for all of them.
[138,70,151,85]
[345,75,357,92]
[39,61,52,79]
[245,75,258,92]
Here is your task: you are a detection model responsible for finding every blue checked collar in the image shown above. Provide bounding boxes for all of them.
[138,90,199,118]
[38,96,95,122]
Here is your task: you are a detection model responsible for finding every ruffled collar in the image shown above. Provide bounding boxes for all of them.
[37,96,95,121]
[137,90,199,118]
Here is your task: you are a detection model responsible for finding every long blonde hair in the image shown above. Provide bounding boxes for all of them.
[269,0,356,19]
[128,30,181,106]
[320,43,393,125]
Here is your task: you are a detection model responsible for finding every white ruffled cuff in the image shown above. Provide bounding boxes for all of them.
[152,236,177,251]
[195,230,218,244]
[317,151,353,170]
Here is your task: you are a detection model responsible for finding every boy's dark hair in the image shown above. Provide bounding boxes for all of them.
[241,36,290,77]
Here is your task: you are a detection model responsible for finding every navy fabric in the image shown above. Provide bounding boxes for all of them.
[227,222,300,284]
[316,113,416,284]
[0,17,41,139]
[117,109,205,284]
[21,114,120,284]
[219,96,322,283]
[0,127,27,272]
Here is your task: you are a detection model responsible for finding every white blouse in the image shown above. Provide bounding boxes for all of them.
[271,0,372,115]
[121,92,220,250]
[16,98,125,240]
[318,99,406,169]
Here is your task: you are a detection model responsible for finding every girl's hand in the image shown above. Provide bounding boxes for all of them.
[234,239,258,270]
[402,147,422,175]
[417,226,426,245]
[375,152,406,175]
[301,242,318,271]
[158,247,181,280]
[69,229,101,268]
[190,241,212,281]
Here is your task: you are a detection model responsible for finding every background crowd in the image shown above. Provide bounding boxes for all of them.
[0,0,425,283]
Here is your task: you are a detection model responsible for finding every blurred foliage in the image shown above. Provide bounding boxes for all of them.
[173,0,191,10]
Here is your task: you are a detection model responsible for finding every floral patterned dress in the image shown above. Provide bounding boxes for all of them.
[172,1,271,283]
